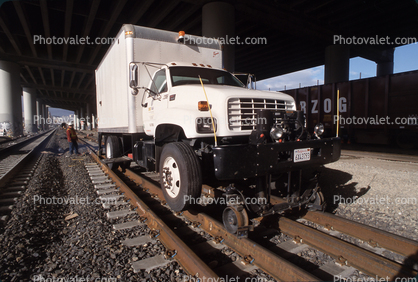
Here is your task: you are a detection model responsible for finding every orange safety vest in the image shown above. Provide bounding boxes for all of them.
[67,128,77,140]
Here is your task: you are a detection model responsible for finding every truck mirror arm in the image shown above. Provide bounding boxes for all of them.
[135,87,161,107]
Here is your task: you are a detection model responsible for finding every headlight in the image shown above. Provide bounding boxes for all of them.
[314,123,324,136]
[196,117,217,133]
[270,124,284,140]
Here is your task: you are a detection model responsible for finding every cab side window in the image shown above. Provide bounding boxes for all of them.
[151,69,167,94]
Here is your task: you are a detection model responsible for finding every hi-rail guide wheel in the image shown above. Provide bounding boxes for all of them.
[222,205,249,236]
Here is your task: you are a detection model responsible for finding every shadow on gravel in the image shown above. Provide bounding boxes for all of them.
[318,167,371,213]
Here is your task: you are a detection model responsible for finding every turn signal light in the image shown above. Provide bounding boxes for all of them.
[198,101,209,111]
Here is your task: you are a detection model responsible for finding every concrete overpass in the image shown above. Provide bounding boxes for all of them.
[1,0,418,136]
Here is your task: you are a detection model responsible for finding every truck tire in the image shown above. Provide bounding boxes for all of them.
[160,142,202,211]
[106,136,121,170]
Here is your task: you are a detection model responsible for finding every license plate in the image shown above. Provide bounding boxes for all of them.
[294,148,311,163]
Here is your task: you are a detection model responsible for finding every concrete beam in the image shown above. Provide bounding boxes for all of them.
[0,61,23,137]
[0,54,95,73]
[325,45,350,84]
[21,82,94,95]
[202,2,235,72]
[376,48,394,77]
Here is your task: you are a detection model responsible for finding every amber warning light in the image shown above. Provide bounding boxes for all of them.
[198,101,209,111]
[178,31,186,43]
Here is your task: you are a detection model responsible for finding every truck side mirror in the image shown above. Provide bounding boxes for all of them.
[129,64,139,88]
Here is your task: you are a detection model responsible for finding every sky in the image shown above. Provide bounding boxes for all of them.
[257,43,418,91]
[48,43,418,116]
[49,107,74,117]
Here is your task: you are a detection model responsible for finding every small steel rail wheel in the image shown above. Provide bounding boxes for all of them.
[308,190,325,211]
[105,135,121,170]
[222,206,249,234]
[159,142,202,211]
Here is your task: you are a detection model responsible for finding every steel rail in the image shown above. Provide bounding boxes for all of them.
[124,169,321,282]
[302,210,418,261]
[88,152,218,279]
[269,197,417,279]
[270,195,418,262]
[276,216,417,279]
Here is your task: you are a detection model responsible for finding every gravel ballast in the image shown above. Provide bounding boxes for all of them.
[0,129,185,281]
[320,154,418,241]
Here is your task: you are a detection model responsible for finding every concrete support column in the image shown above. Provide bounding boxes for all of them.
[74,110,79,130]
[23,88,37,134]
[0,61,23,136]
[325,45,350,84]
[80,107,85,130]
[39,103,43,131]
[86,103,91,130]
[36,99,42,131]
[45,105,50,129]
[376,48,394,76]
[42,104,47,130]
[92,113,96,129]
[202,2,235,72]
[41,104,45,130]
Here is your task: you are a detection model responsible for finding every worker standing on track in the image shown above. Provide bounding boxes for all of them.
[66,122,79,156]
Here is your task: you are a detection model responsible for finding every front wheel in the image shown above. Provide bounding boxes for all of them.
[160,142,202,211]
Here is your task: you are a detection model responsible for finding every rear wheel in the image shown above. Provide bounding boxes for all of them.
[106,136,121,171]
[160,142,202,211]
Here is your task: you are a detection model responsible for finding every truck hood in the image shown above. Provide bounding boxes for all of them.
[171,84,296,107]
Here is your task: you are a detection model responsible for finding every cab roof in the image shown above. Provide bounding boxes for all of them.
[165,61,224,71]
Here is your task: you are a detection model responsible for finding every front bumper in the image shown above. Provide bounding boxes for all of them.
[212,137,341,180]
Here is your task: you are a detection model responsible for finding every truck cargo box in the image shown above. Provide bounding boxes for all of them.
[95,24,222,133]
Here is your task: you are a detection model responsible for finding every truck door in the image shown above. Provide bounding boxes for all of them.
[143,68,168,135]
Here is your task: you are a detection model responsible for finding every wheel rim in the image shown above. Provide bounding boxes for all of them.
[162,156,181,198]
[106,141,112,159]
[222,206,248,234]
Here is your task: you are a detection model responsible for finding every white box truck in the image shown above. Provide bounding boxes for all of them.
[96,25,341,236]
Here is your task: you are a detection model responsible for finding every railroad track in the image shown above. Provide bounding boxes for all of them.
[0,130,54,153]
[80,138,418,281]
[0,130,55,183]
[0,129,56,226]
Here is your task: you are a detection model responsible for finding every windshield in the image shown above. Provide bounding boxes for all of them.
[169,66,245,88]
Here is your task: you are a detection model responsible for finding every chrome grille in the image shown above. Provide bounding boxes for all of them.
[228,98,292,131]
